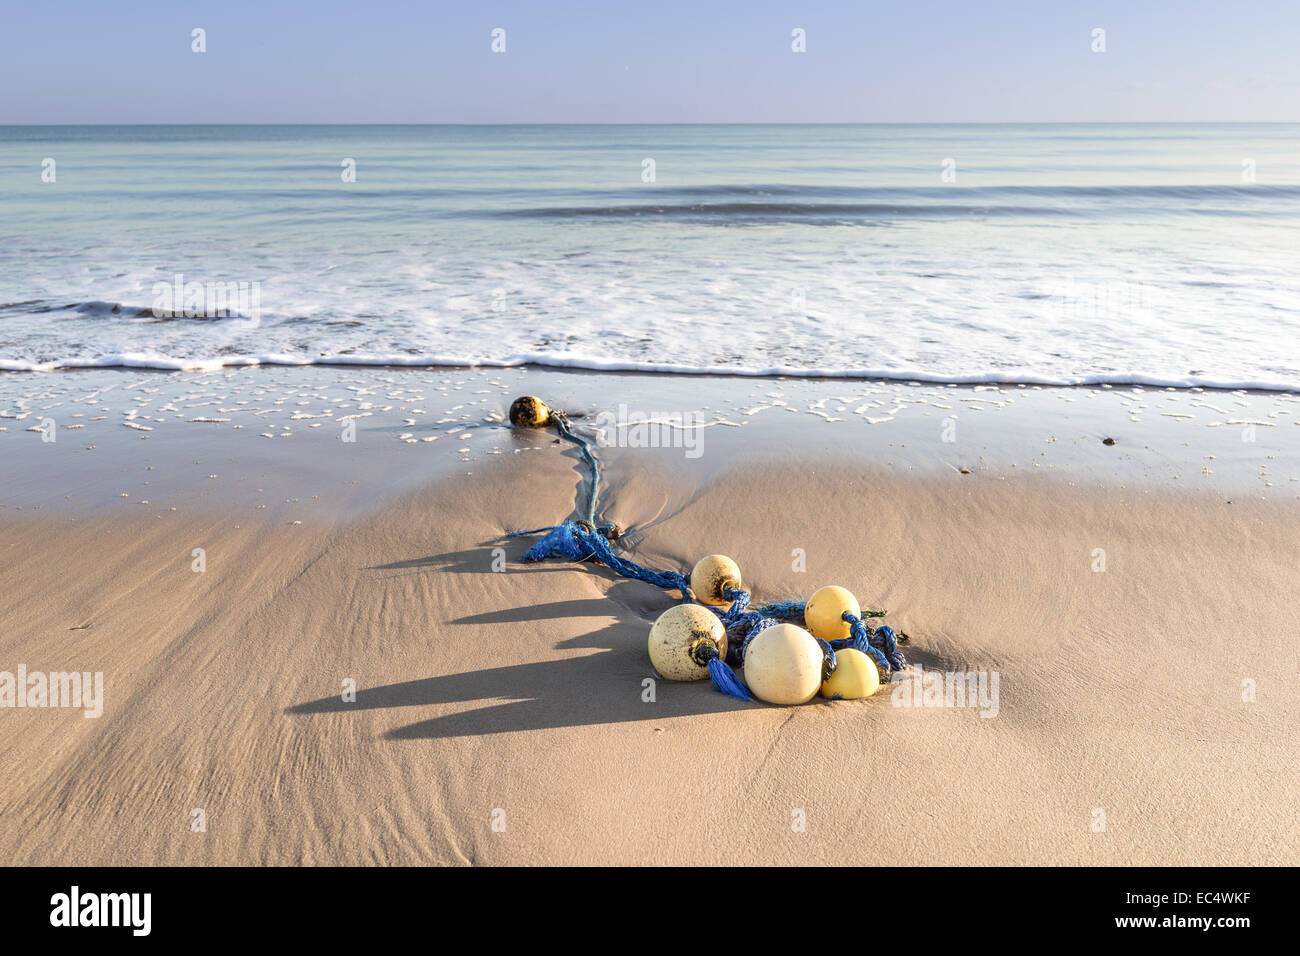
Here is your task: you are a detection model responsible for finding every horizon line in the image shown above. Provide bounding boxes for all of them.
[2,120,1299,128]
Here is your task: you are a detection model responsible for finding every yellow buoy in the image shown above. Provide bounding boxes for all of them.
[508,395,551,427]
[820,647,880,700]
[648,604,728,681]
[804,585,861,642]
[743,623,824,705]
[690,554,742,606]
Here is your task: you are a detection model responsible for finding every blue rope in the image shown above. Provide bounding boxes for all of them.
[751,600,807,620]
[714,589,837,679]
[507,399,908,704]
[549,411,605,530]
[706,657,754,702]
[515,525,906,691]
[814,637,838,680]
[515,521,691,598]
[724,612,775,665]
[508,408,618,538]
[835,613,907,673]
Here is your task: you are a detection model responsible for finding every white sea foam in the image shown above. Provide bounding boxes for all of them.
[3,350,1297,393]
[3,124,1299,391]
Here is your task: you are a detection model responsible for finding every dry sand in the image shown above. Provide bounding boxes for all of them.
[0,368,1297,865]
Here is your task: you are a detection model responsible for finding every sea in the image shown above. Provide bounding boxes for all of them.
[2,123,1298,389]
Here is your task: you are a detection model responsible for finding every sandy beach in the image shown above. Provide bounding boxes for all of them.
[1,366,1296,865]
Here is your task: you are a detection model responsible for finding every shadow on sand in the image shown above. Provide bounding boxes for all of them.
[287,571,752,739]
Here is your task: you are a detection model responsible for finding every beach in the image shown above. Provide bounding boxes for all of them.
[1,366,1296,865]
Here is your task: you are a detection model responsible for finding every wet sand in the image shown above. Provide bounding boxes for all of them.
[0,367,1297,864]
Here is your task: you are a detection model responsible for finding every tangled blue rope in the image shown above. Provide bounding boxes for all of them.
[514,520,691,597]
[507,400,907,704]
[512,520,905,701]
[832,615,907,674]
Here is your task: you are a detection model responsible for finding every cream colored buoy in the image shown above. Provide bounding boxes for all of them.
[690,554,742,606]
[804,585,861,643]
[648,604,728,681]
[508,395,551,427]
[819,647,880,700]
[743,623,824,705]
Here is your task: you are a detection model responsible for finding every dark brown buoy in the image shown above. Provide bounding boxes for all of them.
[509,395,551,427]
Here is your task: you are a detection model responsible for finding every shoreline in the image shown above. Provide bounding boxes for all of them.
[3,365,1296,523]
[5,359,1300,395]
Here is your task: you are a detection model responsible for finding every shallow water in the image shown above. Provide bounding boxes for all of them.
[3,123,1298,388]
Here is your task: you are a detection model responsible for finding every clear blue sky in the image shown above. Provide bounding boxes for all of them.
[2,0,1297,123]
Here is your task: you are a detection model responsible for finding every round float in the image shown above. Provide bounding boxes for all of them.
[690,554,742,607]
[743,623,823,705]
[804,585,861,643]
[819,647,880,700]
[648,604,728,681]
[509,395,551,427]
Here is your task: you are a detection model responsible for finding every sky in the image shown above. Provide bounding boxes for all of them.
[1,0,1297,123]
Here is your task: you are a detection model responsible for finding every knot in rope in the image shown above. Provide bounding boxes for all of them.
[836,612,907,674]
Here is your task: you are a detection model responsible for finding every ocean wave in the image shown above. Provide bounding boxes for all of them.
[492,182,1300,202]
[483,183,1300,220]
[2,350,1295,393]
[0,299,258,322]
[487,202,1090,221]
[30,183,1288,223]
[43,182,1294,203]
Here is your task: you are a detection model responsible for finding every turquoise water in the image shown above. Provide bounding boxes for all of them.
[2,124,1299,387]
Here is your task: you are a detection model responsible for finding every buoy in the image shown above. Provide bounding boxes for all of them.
[648,604,728,681]
[819,647,880,700]
[690,554,742,606]
[509,395,551,427]
[804,585,861,642]
[742,623,823,705]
